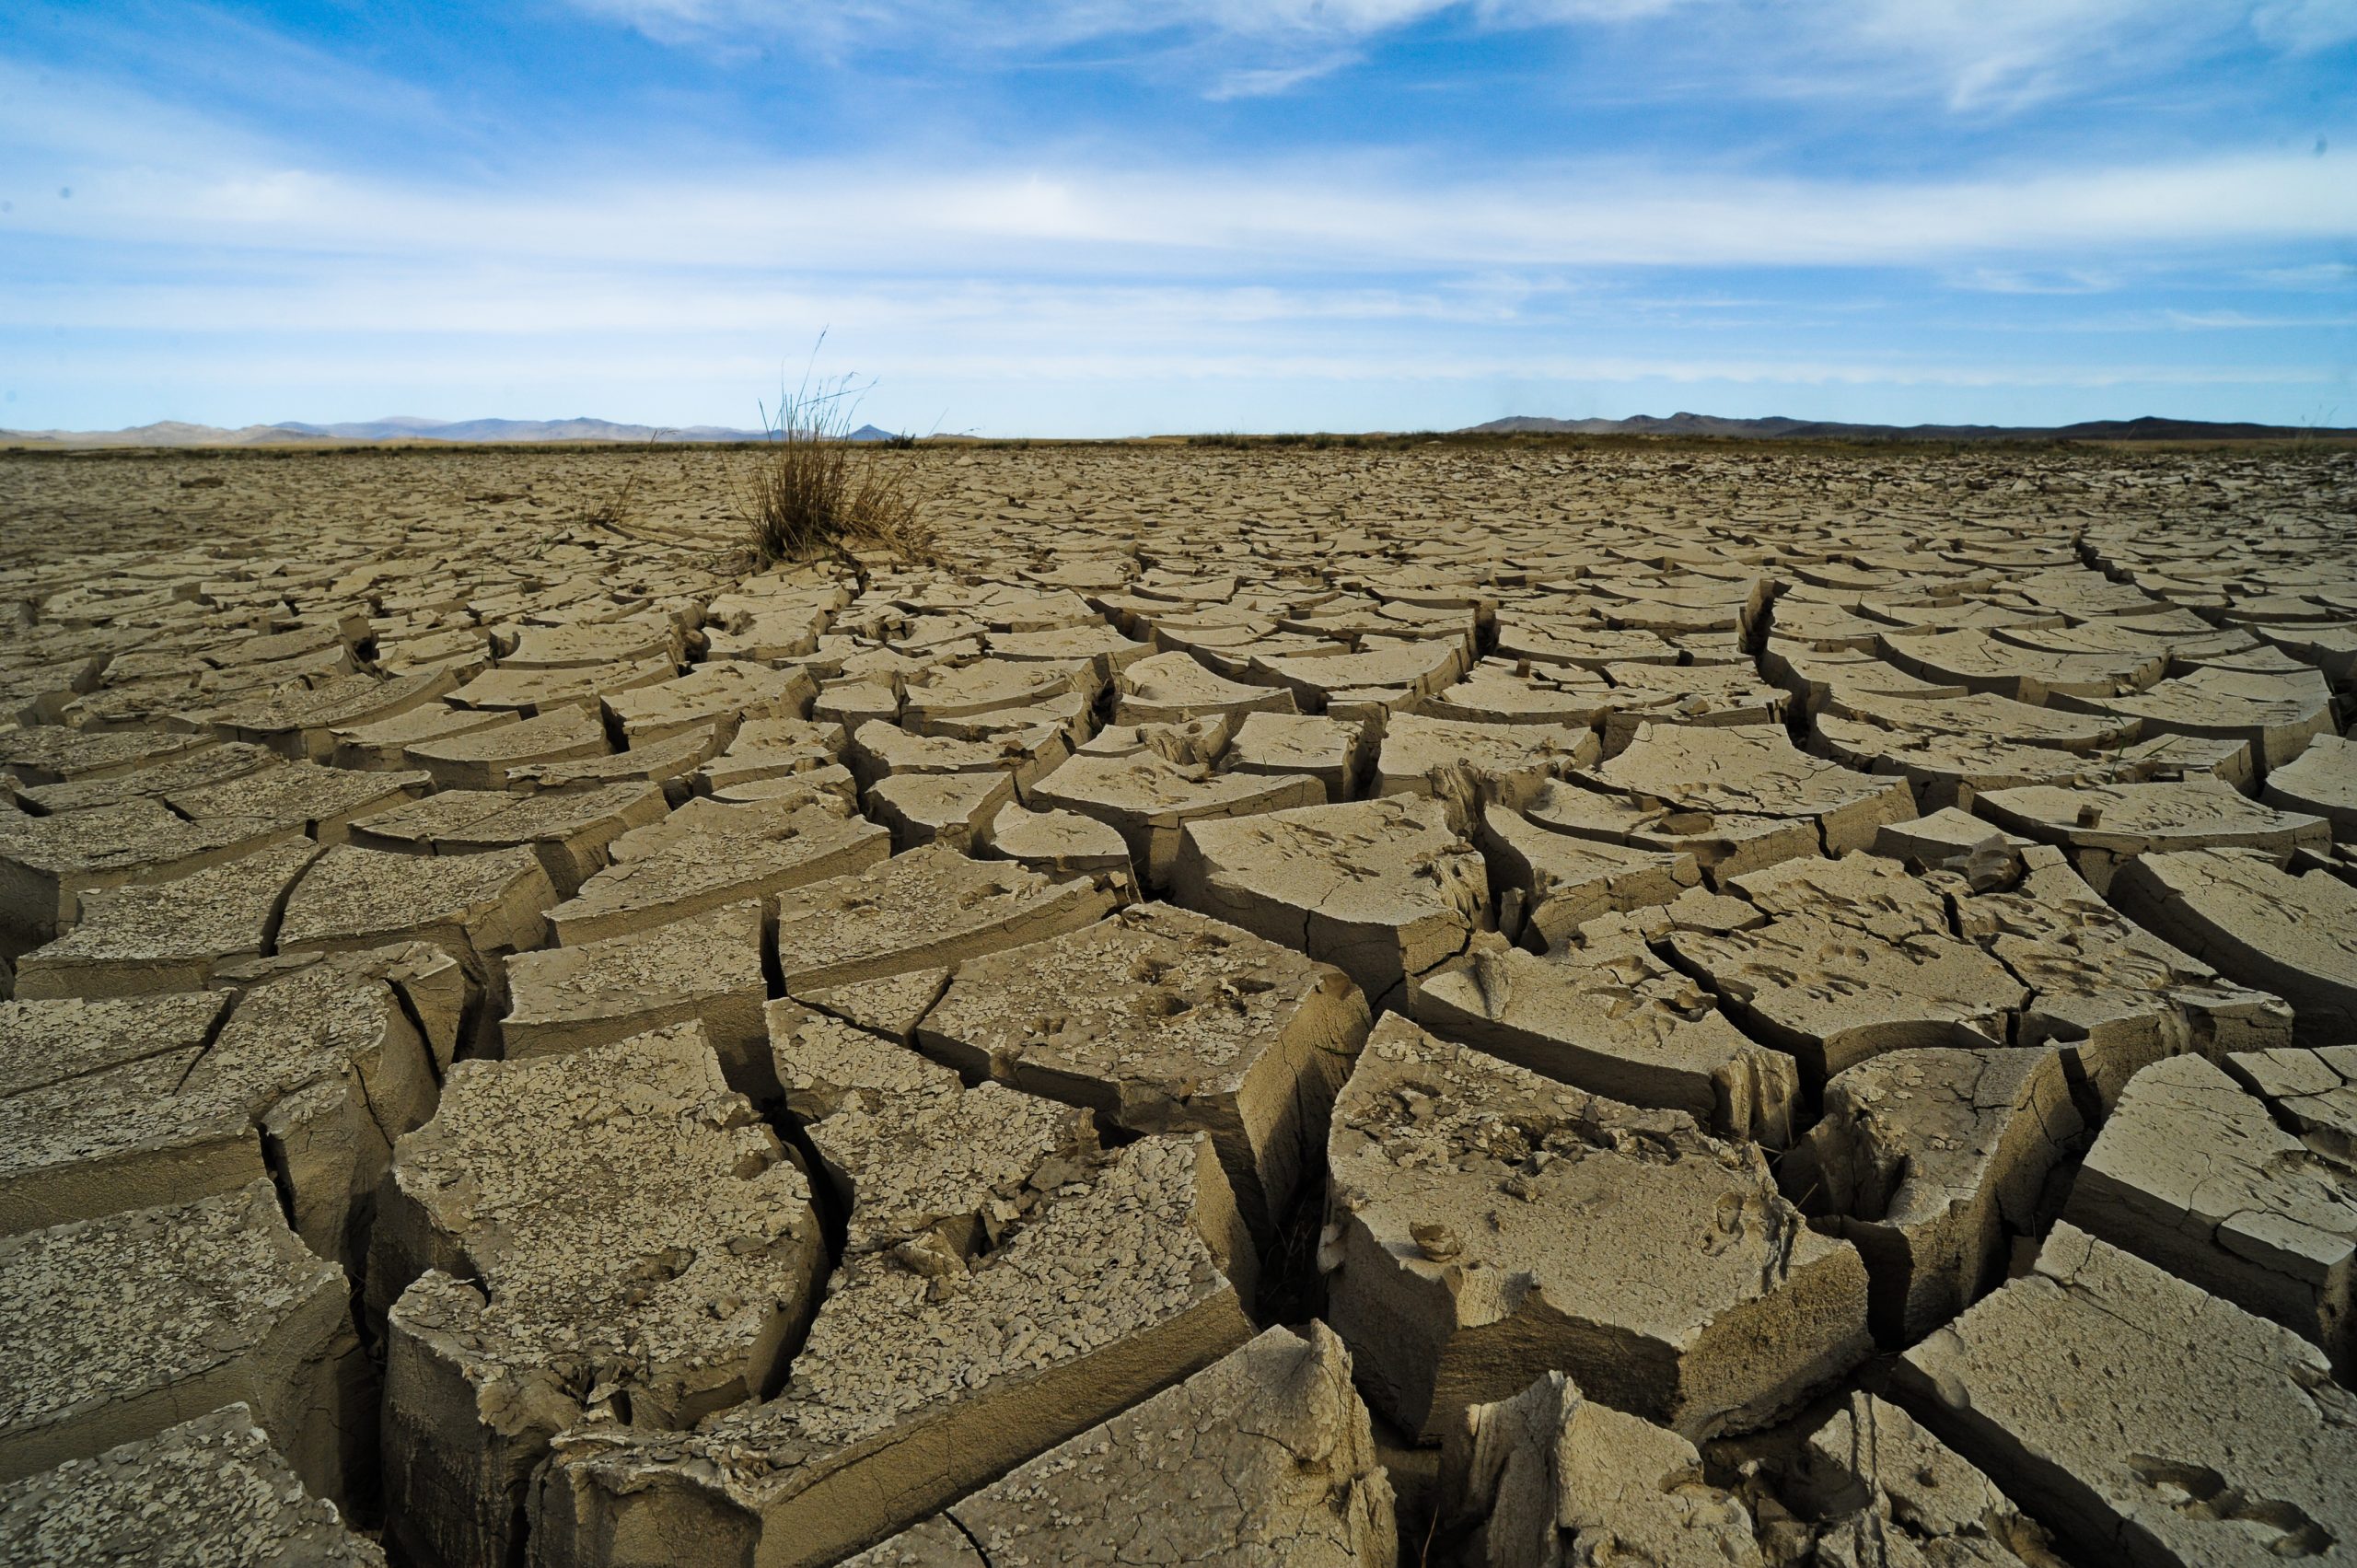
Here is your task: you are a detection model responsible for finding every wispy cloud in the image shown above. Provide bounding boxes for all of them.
[7,59,2350,279]
[1205,56,1360,99]
[1949,267,2120,295]
[2163,308,2357,328]
[566,0,2357,110]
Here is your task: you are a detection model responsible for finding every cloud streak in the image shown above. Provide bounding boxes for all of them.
[11,130,2352,279]
[566,0,2357,110]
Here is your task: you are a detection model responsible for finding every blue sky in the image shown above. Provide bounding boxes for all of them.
[3,1,2353,435]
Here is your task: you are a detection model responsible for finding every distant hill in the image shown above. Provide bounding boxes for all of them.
[1464,412,2357,441]
[11,410,2345,449]
[0,415,776,448]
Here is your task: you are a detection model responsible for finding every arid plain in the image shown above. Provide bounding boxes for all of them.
[2,439,2354,1567]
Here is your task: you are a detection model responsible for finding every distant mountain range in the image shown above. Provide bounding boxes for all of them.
[1462,412,2357,441]
[6,410,2348,449]
[0,416,909,448]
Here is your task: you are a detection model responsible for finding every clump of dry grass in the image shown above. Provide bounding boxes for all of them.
[737,366,931,565]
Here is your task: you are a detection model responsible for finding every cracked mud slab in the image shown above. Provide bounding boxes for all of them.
[1589,723,1917,857]
[1787,1042,2083,1344]
[1170,794,1490,1014]
[537,1129,1256,1568]
[847,1324,1395,1568]
[1028,749,1323,888]
[0,945,462,1273]
[2111,847,2357,1049]
[375,1022,824,1568]
[548,794,889,946]
[9,835,320,998]
[918,901,1373,1239]
[0,1403,384,1567]
[503,898,767,1084]
[1325,1014,1870,1444]
[0,1181,371,1509]
[1439,1369,1765,1568]
[769,842,1120,994]
[2064,1052,2355,1373]
[1664,854,2027,1081]
[1409,928,1801,1145]
[1896,1223,2357,1568]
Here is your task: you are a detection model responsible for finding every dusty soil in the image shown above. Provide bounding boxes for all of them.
[2,439,2352,1568]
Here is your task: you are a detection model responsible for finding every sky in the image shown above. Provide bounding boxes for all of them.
[2,1,2353,436]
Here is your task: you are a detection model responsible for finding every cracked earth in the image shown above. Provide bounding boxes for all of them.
[1,439,2354,1567]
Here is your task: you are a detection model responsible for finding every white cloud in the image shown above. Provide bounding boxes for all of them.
[13,146,2350,275]
[564,0,2353,109]
[2249,0,2357,49]
[1204,56,1360,99]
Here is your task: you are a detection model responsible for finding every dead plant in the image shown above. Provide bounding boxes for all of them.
[736,359,931,565]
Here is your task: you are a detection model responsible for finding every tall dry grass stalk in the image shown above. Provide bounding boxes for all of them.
[737,366,931,565]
